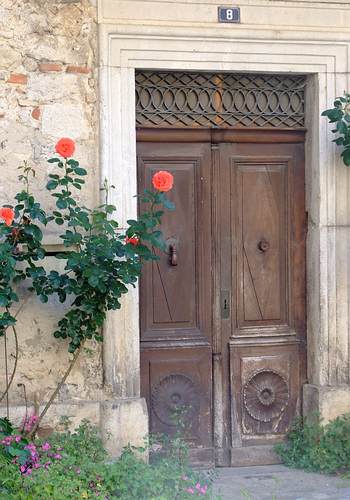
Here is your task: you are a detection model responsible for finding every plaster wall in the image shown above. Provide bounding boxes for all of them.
[0,0,102,431]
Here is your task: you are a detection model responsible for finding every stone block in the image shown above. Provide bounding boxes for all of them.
[0,45,20,69]
[100,398,148,459]
[28,73,81,102]
[303,384,350,423]
[42,103,90,139]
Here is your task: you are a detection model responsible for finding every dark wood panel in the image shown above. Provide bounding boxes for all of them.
[138,143,212,343]
[138,132,306,467]
[137,128,306,144]
[217,142,306,461]
[138,141,213,464]
[141,346,213,462]
[230,340,301,444]
[234,160,289,326]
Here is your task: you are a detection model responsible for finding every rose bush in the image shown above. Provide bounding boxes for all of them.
[0,139,174,434]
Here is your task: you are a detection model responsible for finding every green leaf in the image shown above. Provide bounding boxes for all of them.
[341,148,350,166]
[74,167,87,176]
[321,108,343,122]
[336,120,349,135]
[161,196,175,211]
[56,198,68,209]
[47,179,58,190]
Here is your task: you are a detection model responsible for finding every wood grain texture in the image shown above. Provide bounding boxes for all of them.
[138,131,306,465]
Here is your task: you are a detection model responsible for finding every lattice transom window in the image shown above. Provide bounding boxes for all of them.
[135,71,306,129]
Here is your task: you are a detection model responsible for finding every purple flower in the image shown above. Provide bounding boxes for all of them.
[53,453,62,460]
[42,442,51,451]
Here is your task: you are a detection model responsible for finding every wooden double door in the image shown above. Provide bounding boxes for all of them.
[138,129,306,467]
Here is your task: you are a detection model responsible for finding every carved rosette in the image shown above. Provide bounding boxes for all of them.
[243,370,289,423]
[151,374,200,426]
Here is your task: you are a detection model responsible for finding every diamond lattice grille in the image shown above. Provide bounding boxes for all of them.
[135,71,306,129]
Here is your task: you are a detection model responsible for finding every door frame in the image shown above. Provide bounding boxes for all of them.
[98,27,348,451]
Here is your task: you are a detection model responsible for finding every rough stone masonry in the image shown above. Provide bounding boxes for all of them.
[0,0,102,432]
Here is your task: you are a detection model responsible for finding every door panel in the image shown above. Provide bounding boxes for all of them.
[236,161,288,325]
[137,142,213,465]
[138,136,306,467]
[217,143,306,465]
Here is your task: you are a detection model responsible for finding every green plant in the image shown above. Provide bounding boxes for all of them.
[0,420,218,499]
[0,417,30,466]
[275,413,350,474]
[322,93,350,166]
[0,139,174,433]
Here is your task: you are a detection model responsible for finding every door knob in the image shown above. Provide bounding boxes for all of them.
[258,238,270,252]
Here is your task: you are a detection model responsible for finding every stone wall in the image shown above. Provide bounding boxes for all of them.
[0,0,101,429]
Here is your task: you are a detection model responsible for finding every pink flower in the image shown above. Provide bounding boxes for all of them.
[196,483,201,491]
[23,414,38,433]
[42,442,51,451]
[20,465,26,473]
[53,453,62,460]
[200,485,208,495]
[15,435,21,443]
[34,463,41,469]
[186,488,195,494]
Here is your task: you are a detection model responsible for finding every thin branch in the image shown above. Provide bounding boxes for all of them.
[0,325,19,405]
[0,296,31,405]
[28,341,85,439]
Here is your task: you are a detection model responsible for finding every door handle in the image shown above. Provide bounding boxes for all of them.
[169,243,178,266]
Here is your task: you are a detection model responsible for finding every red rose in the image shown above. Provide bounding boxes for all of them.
[0,207,15,226]
[152,171,174,192]
[55,138,75,158]
[125,236,139,246]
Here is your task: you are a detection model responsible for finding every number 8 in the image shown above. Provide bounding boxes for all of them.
[226,9,233,20]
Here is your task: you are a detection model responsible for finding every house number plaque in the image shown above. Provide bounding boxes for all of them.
[218,6,240,23]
